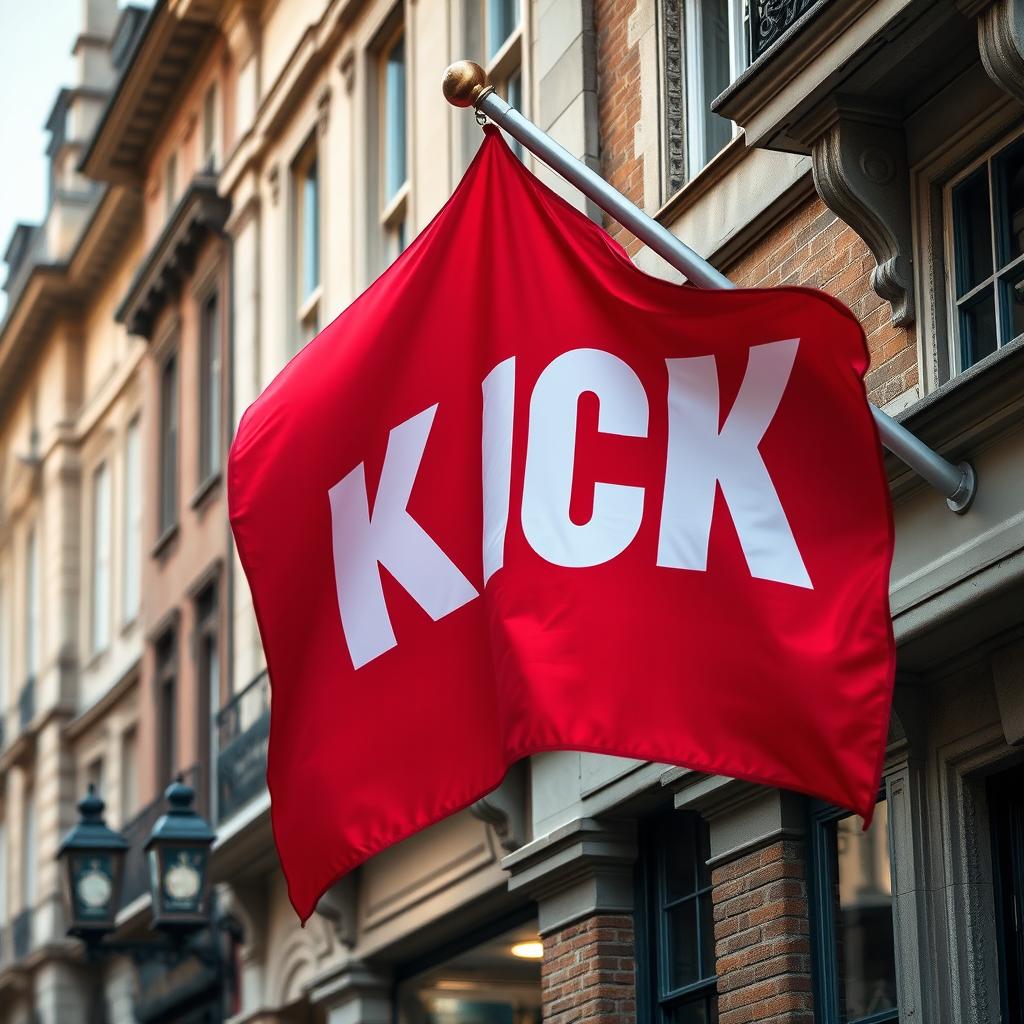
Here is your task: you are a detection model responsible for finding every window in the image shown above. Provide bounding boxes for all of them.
[120,726,138,823]
[24,527,38,682]
[91,461,111,654]
[85,756,105,798]
[123,418,141,622]
[293,142,321,347]
[638,811,718,1024]
[21,786,35,909]
[989,765,1024,1021]
[202,83,219,171]
[483,0,524,158]
[155,630,177,788]
[664,0,748,194]
[199,291,222,483]
[159,352,179,537]
[165,151,178,215]
[196,584,219,799]
[379,27,409,265]
[947,132,1024,371]
[810,798,898,1023]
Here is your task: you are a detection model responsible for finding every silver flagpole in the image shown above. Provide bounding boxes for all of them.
[442,61,977,514]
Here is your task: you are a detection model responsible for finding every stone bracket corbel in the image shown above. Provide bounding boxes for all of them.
[959,0,1024,103]
[315,872,358,947]
[470,761,528,853]
[797,97,915,327]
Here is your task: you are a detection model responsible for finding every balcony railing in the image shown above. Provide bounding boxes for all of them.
[750,0,821,62]
[120,764,200,907]
[216,671,270,824]
[18,676,34,731]
[12,908,32,961]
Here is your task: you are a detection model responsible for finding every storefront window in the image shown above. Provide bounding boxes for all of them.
[811,798,898,1023]
[398,923,542,1024]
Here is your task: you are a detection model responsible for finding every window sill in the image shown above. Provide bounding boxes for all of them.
[190,471,222,511]
[655,133,748,231]
[151,523,179,560]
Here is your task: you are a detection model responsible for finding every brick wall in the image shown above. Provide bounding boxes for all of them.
[726,197,917,406]
[595,0,644,254]
[542,914,636,1024]
[711,840,814,1024]
[592,0,918,404]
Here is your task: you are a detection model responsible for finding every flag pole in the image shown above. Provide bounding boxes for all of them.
[442,61,977,514]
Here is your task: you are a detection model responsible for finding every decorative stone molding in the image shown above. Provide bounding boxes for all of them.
[502,817,637,935]
[673,775,804,867]
[992,636,1024,745]
[317,86,332,136]
[970,0,1024,103]
[339,50,356,95]
[315,873,357,947]
[800,97,915,326]
[310,960,391,1022]
[470,761,527,853]
[661,0,685,198]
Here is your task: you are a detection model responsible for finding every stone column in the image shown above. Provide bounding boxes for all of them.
[503,818,637,1024]
[311,960,391,1024]
[677,781,814,1024]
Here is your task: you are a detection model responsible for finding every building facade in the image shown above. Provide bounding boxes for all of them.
[0,0,1022,1022]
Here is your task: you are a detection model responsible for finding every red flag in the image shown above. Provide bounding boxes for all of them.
[228,128,895,921]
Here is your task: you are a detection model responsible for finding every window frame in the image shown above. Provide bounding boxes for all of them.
[198,288,223,487]
[24,525,38,684]
[682,0,748,177]
[158,348,180,541]
[378,22,410,268]
[154,628,178,789]
[636,809,718,1024]
[122,416,142,625]
[942,126,1024,376]
[90,459,112,656]
[291,136,322,351]
[808,797,899,1024]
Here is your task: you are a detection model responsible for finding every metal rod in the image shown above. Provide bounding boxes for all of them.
[442,63,977,514]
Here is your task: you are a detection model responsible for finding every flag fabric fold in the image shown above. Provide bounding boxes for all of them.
[228,127,896,921]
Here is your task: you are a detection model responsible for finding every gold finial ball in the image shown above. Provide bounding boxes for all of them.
[443,61,489,107]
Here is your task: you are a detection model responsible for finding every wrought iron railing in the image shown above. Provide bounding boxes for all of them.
[216,671,270,824]
[18,676,34,731]
[749,0,821,62]
[12,908,32,961]
[120,764,200,907]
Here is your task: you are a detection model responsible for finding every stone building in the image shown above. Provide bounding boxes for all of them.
[0,0,1022,1022]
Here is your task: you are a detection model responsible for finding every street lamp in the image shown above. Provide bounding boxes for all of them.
[145,777,216,933]
[58,777,218,945]
[57,785,129,939]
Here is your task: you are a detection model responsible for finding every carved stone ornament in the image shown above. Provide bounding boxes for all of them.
[976,0,1024,104]
[470,760,527,852]
[804,98,915,326]
[315,872,357,947]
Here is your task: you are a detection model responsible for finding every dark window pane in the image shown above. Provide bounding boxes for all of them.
[664,817,698,903]
[487,0,518,58]
[953,168,993,296]
[667,904,701,991]
[160,354,178,532]
[699,891,716,976]
[960,289,998,367]
[1002,270,1024,343]
[664,996,716,1024]
[700,0,732,162]
[995,135,1024,266]
[835,803,898,1022]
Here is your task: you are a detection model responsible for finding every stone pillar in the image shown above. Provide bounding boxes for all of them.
[503,818,637,1024]
[676,782,813,1024]
[311,960,391,1024]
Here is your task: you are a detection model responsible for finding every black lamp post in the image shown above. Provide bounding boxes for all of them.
[57,777,230,1018]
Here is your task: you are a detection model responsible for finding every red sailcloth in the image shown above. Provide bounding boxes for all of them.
[228,128,895,921]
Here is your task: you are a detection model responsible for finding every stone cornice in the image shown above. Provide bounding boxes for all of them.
[115,176,230,338]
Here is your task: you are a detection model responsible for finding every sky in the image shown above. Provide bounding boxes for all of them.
[0,1,150,317]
